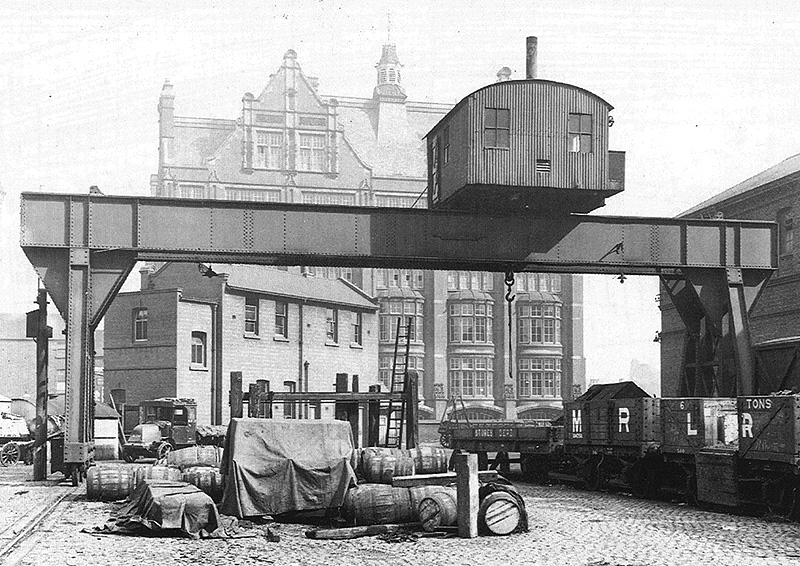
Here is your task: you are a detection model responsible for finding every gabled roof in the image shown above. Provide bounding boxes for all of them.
[222,264,377,310]
[681,152,800,217]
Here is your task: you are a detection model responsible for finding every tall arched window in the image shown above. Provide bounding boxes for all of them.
[191,332,207,367]
[133,308,148,341]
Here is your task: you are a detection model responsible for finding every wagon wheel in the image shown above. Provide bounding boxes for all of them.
[765,476,799,520]
[0,442,21,467]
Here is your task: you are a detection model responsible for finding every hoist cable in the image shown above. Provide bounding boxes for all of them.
[504,269,515,383]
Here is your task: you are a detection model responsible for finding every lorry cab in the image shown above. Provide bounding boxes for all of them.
[139,398,197,446]
[123,398,197,461]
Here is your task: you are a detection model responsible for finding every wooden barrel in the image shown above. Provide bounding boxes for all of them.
[182,466,224,501]
[342,484,414,525]
[361,449,415,484]
[166,445,223,470]
[411,447,453,475]
[409,485,453,511]
[86,465,136,501]
[133,464,182,489]
[479,492,522,535]
[418,490,458,531]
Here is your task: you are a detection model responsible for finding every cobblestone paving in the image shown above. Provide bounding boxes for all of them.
[2,465,800,566]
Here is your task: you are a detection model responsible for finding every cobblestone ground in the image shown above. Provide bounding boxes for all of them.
[2,464,800,566]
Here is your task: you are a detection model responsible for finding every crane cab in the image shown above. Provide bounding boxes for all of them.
[426,79,625,215]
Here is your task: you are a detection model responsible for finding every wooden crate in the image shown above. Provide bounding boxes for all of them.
[661,398,737,455]
[696,447,740,508]
[737,395,800,464]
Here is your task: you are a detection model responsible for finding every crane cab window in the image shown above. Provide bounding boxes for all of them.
[484,107,510,148]
[568,113,593,153]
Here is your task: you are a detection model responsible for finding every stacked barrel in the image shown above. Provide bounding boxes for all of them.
[85,445,224,502]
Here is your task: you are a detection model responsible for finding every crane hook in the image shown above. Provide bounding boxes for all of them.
[504,268,515,303]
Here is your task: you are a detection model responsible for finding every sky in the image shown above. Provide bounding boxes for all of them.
[2,1,799,387]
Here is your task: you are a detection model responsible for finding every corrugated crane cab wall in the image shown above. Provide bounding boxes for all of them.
[427,80,621,213]
[661,398,737,455]
[737,395,800,465]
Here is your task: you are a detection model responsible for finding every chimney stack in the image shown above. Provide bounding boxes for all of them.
[526,36,538,79]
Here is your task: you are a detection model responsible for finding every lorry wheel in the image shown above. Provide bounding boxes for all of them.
[157,442,173,460]
[0,442,20,467]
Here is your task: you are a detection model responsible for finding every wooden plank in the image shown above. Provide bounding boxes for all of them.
[392,470,499,487]
[455,453,479,539]
[305,523,416,540]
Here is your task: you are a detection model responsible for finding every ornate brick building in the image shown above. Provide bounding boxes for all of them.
[144,45,585,421]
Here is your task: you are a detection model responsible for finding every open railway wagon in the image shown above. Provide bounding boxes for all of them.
[438,405,561,482]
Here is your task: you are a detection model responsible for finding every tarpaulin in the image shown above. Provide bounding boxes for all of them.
[219,418,357,518]
[99,479,220,538]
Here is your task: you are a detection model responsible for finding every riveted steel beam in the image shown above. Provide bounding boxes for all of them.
[21,193,776,273]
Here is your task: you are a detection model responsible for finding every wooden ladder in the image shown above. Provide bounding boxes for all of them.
[384,316,412,448]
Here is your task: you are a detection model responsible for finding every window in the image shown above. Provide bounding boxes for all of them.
[191,332,207,367]
[299,133,325,171]
[518,357,562,398]
[306,266,353,281]
[517,300,561,344]
[326,308,338,343]
[447,271,493,291]
[302,191,355,205]
[779,207,794,256]
[379,356,392,389]
[484,107,510,148]
[448,357,493,398]
[245,297,259,335]
[352,312,363,345]
[448,300,493,344]
[283,381,296,419]
[379,299,423,344]
[133,308,148,341]
[256,130,283,169]
[568,113,592,153]
[275,301,288,338]
[442,126,450,165]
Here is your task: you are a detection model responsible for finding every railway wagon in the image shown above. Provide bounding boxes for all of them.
[658,398,738,501]
[733,395,800,517]
[561,382,658,492]
[438,418,559,481]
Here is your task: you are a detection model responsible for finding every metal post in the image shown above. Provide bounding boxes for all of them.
[405,371,419,449]
[33,288,50,481]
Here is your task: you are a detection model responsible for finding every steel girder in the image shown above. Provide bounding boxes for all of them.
[19,192,777,465]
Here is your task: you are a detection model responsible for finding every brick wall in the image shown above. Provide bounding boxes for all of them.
[104,289,179,406]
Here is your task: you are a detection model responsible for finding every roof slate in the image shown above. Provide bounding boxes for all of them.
[222,264,377,309]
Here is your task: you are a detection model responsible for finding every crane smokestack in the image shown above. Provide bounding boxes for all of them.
[526,36,538,79]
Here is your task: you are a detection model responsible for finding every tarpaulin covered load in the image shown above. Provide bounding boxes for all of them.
[219,418,357,518]
[100,479,220,538]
